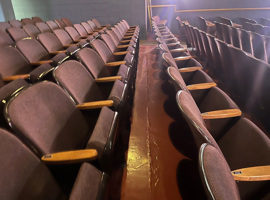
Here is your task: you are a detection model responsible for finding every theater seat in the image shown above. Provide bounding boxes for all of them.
[7,27,29,41]
[35,22,52,33]
[23,24,41,38]
[0,128,109,200]
[0,30,14,46]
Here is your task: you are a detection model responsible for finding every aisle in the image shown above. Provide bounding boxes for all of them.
[120,43,202,200]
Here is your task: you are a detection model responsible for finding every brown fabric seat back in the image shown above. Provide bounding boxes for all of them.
[23,24,41,38]
[207,34,222,73]
[111,27,123,41]
[16,38,51,63]
[250,32,266,61]
[53,29,73,46]
[53,60,104,104]
[46,21,60,31]
[38,32,64,52]
[238,29,252,54]
[74,24,88,37]
[0,128,64,200]
[32,16,44,23]
[91,39,113,63]
[199,143,240,200]
[167,67,190,93]
[0,22,11,32]
[220,24,231,44]
[36,22,51,33]
[81,22,94,34]
[218,16,233,26]
[0,46,31,76]
[9,20,23,28]
[62,18,73,27]
[229,26,240,48]
[54,19,66,29]
[100,33,117,53]
[107,30,120,46]
[200,31,213,65]
[65,26,81,41]
[87,20,97,30]
[176,90,221,151]
[21,18,35,25]
[77,47,109,79]
[0,30,14,46]
[7,27,29,41]
[5,81,90,156]
[214,22,223,40]
[92,19,102,28]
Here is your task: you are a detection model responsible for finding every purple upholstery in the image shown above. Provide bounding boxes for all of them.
[23,24,41,38]
[7,27,29,41]
[36,22,51,33]
[9,20,23,28]
[46,21,60,31]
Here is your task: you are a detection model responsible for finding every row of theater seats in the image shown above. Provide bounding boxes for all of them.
[182,21,270,131]
[0,16,140,199]
[153,16,270,199]
[197,16,270,64]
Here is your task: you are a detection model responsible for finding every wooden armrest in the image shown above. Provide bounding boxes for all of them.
[164,38,176,42]
[113,51,130,56]
[41,149,98,164]
[201,109,242,119]
[117,44,130,49]
[187,82,217,90]
[120,39,131,43]
[233,23,242,28]
[63,43,78,48]
[174,56,192,61]
[31,60,53,66]
[95,75,122,82]
[125,33,134,36]
[49,50,67,55]
[170,48,188,52]
[123,36,133,39]
[179,66,202,73]
[167,42,181,47]
[2,74,30,82]
[77,100,114,110]
[105,61,126,67]
[232,165,270,181]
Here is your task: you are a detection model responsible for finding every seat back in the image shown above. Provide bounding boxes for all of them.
[36,22,51,33]
[77,47,109,79]
[54,19,66,29]
[5,81,89,156]
[91,39,113,63]
[111,27,122,41]
[100,33,117,53]
[16,38,51,63]
[0,30,14,46]
[238,29,252,54]
[9,20,23,28]
[38,32,64,53]
[21,18,35,25]
[207,34,222,72]
[107,30,120,46]
[7,27,29,41]
[32,16,44,23]
[46,21,60,31]
[198,16,208,32]
[229,26,240,48]
[214,22,223,40]
[23,24,41,38]
[220,23,231,44]
[260,18,270,26]
[65,26,81,41]
[200,31,214,66]
[87,20,97,30]
[53,29,74,46]
[218,16,233,26]
[264,36,270,64]
[81,22,94,34]
[0,46,31,77]
[74,24,88,37]
[92,18,102,28]
[194,28,206,57]
[62,18,73,27]
[53,60,104,104]
[176,90,221,151]
[0,128,64,200]
[0,22,11,32]
[199,143,240,200]
[253,24,265,35]
[250,32,266,61]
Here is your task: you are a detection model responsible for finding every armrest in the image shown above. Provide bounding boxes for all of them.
[63,43,78,48]
[201,109,242,119]
[95,75,122,82]
[125,33,134,36]
[174,55,192,61]
[170,48,187,52]
[117,44,130,48]
[49,50,67,55]
[233,23,242,28]
[120,39,131,43]
[77,100,114,110]
[2,74,30,82]
[186,82,217,90]
[123,36,133,39]
[167,42,181,47]
[31,60,53,66]
[164,38,177,42]
[179,66,202,73]
[41,149,98,164]
[232,165,270,181]
[113,51,130,56]
[105,61,126,66]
